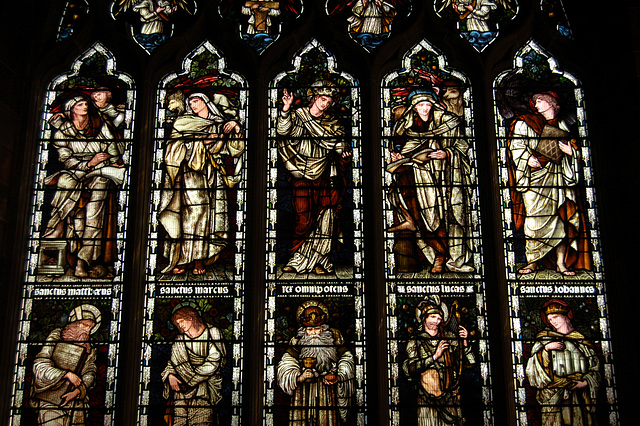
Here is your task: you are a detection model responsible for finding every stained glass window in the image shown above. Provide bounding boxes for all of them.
[264,39,367,425]
[326,0,411,52]
[494,40,618,424]
[540,0,572,38]
[10,42,135,424]
[219,0,303,53]
[57,0,89,41]
[434,0,518,51]
[3,2,635,425]
[110,0,198,53]
[382,39,493,425]
[138,41,247,424]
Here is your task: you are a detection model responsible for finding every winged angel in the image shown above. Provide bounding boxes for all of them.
[112,0,196,52]
[327,0,406,50]
[436,0,517,49]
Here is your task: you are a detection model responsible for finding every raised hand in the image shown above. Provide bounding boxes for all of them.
[282,89,294,112]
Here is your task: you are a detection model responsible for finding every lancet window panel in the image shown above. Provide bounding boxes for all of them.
[264,39,367,425]
[10,42,135,425]
[381,39,494,425]
[138,41,247,425]
[494,40,618,425]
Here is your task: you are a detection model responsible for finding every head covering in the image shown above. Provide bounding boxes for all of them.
[415,295,448,323]
[541,298,573,328]
[306,80,340,100]
[68,304,101,335]
[186,92,211,112]
[65,94,89,114]
[407,88,444,111]
[186,92,227,122]
[296,300,330,327]
[530,91,560,112]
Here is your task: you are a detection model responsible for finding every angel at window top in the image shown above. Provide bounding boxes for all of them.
[219,0,302,53]
[112,0,196,53]
[328,0,407,51]
[435,0,517,51]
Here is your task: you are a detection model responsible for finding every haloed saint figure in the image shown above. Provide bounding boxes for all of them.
[525,299,601,425]
[30,304,101,425]
[162,304,227,426]
[403,296,475,425]
[276,300,356,424]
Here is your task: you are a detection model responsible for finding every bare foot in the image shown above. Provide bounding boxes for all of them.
[389,221,417,232]
[75,261,89,278]
[313,265,329,275]
[557,266,576,276]
[193,260,206,275]
[518,263,538,275]
[431,255,445,274]
[282,265,296,273]
[172,266,186,274]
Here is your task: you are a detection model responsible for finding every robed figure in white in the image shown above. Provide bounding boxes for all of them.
[159,91,244,275]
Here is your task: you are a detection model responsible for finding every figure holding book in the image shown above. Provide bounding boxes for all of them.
[387,88,475,273]
[507,91,591,276]
[30,304,100,425]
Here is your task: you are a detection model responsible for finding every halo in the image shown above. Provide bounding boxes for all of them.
[68,304,102,335]
[415,295,448,323]
[296,299,330,325]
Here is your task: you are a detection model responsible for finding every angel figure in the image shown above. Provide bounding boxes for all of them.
[220,0,301,53]
[436,0,518,50]
[111,0,196,52]
[328,0,404,51]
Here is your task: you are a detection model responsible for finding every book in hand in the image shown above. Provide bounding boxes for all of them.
[386,148,435,173]
[33,342,88,406]
[535,125,571,164]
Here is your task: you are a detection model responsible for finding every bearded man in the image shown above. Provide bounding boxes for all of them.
[276,300,356,425]
[403,296,475,425]
[30,304,101,425]
[526,299,601,425]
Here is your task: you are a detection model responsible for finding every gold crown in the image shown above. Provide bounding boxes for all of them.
[307,80,339,99]
[299,306,327,327]
[543,303,570,316]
